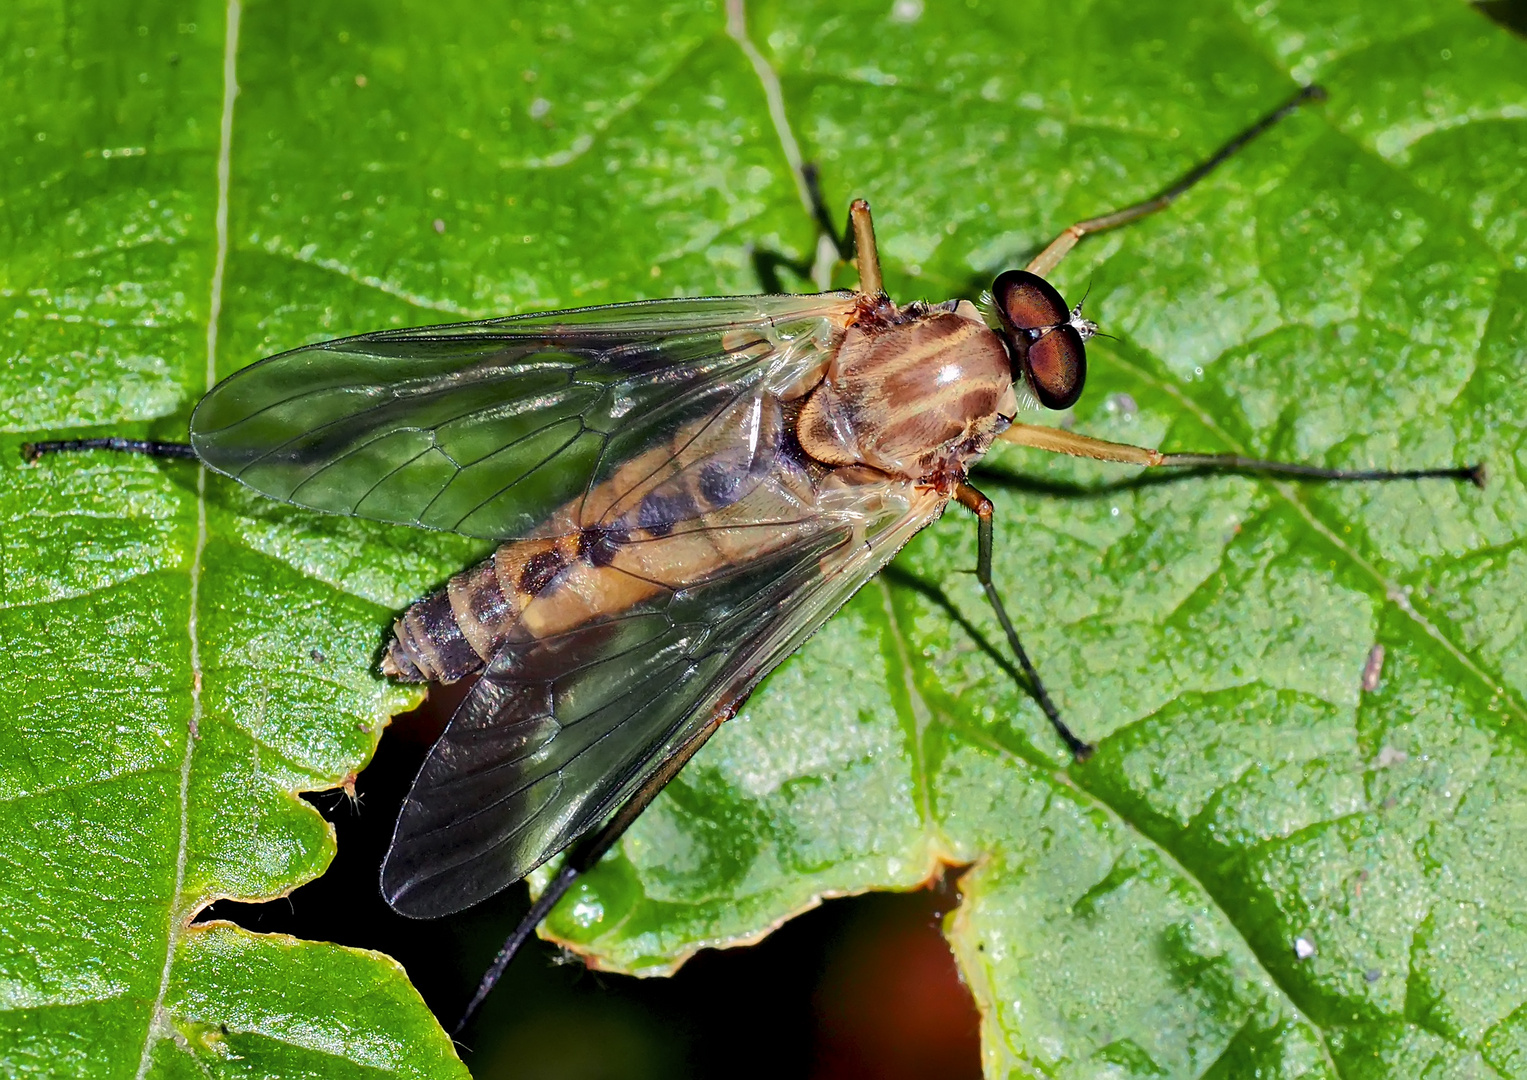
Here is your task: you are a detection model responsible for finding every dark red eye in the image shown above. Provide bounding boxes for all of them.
[993,269,1067,331]
[991,269,1086,410]
[1024,326,1086,410]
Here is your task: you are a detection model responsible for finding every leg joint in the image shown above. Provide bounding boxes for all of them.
[954,482,993,519]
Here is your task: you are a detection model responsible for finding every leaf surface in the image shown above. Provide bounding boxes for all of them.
[3,0,1525,1077]
[540,3,1527,1078]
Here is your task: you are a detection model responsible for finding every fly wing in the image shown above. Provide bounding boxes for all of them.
[190,293,856,539]
[381,470,945,918]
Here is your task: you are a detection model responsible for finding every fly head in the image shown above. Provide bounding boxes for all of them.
[991,269,1095,411]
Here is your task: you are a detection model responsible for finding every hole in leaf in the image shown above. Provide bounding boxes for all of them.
[196,691,982,1078]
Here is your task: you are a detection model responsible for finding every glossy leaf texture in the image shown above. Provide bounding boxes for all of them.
[533,3,1527,1079]
[2,2,1525,1080]
[0,1,479,1076]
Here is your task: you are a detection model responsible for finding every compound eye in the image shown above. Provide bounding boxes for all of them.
[993,269,1068,331]
[991,269,1087,410]
[1026,325,1086,410]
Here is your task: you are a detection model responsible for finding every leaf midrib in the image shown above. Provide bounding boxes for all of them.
[133,0,240,1072]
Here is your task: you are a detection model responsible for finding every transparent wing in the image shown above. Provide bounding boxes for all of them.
[190,293,856,539]
[380,471,945,918]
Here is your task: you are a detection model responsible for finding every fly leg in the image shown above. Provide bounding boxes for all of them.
[957,436,1480,763]
[845,199,883,297]
[998,424,1486,488]
[802,163,847,258]
[954,481,1094,762]
[22,437,195,462]
[1025,84,1325,278]
[801,164,883,297]
[454,700,737,1035]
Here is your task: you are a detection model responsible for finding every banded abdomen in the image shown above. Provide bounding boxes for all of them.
[382,389,827,684]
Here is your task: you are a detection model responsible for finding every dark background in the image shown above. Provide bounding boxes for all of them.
[201,688,983,1080]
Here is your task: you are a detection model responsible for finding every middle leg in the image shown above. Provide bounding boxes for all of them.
[998,423,1485,486]
[954,481,1094,761]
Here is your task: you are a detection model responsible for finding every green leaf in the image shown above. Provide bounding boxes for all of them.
[4,2,1524,1079]
[0,1,475,1075]
[537,3,1527,1078]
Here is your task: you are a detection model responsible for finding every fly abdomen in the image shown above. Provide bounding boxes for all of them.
[383,545,539,683]
[384,535,592,682]
[383,390,816,683]
[382,579,485,684]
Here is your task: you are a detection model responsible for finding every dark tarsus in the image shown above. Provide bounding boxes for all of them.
[23,437,196,461]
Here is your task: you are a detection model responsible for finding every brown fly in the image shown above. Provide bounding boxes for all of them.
[25,85,1482,1031]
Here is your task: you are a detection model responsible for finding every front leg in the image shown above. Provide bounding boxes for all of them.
[1023,85,1326,279]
